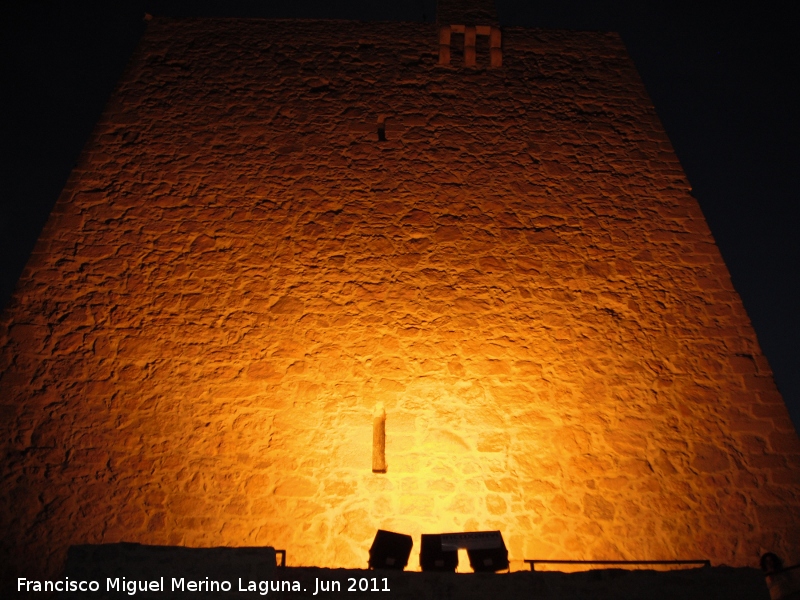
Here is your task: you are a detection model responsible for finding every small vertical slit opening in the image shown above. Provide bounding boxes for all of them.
[377,116,387,142]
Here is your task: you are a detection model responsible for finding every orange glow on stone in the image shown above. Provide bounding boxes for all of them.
[1,12,799,582]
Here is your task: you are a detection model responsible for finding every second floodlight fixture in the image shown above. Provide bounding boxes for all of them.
[420,531,509,573]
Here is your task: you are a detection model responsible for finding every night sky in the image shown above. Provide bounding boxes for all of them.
[2,0,798,432]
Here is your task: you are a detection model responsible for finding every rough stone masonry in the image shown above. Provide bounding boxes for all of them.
[1,0,799,584]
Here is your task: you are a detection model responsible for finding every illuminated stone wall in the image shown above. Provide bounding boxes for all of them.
[2,16,799,582]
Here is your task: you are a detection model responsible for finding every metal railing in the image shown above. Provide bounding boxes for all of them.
[525,559,710,571]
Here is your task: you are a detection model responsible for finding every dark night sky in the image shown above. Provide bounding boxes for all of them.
[2,1,798,432]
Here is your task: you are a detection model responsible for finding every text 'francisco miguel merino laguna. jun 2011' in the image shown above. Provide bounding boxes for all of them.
[17,575,393,595]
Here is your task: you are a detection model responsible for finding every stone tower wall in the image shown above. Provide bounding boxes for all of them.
[2,17,799,580]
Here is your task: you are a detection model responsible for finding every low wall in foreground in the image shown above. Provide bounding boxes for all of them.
[41,543,769,599]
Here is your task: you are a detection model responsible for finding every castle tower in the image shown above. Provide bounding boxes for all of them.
[2,0,799,582]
